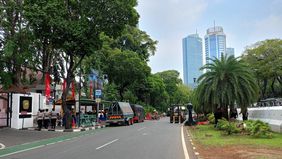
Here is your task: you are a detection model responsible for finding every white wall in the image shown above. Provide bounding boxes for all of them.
[238,107,282,133]
[11,93,41,129]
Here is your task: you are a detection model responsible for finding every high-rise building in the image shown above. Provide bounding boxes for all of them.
[226,47,235,57]
[204,26,226,63]
[182,34,203,87]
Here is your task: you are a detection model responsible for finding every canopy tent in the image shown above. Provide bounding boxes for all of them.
[54,96,96,106]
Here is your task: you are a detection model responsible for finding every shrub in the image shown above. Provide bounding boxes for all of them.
[217,118,240,135]
[244,120,272,138]
[207,113,215,124]
[197,115,208,122]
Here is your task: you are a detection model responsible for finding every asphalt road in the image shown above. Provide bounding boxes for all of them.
[2,117,185,159]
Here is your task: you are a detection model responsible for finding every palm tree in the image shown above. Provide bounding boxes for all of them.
[196,55,258,120]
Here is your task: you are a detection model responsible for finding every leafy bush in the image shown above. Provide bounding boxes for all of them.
[207,113,215,124]
[217,118,240,135]
[197,115,208,122]
[244,120,272,138]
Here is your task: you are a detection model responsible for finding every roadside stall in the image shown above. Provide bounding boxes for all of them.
[54,96,97,127]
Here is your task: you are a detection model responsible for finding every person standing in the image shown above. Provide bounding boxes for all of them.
[50,108,57,130]
[37,109,44,131]
[43,109,50,129]
[214,107,222,128]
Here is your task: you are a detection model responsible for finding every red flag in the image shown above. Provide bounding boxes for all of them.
[72,81,75,98]
[45,73,51,100]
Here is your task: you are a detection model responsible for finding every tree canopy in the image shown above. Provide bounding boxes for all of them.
[195,55,258,119]
[242,39,282,99]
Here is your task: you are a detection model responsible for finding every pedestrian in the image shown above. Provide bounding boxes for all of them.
[50,108,57,130]
[43,109,50,129]
[37,109,44,131]
[214,107,222,128]
[230,108,238,119]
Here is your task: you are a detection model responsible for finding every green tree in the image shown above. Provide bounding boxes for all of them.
[24,0,139,129]
[242,39,282,99]
[111,25,157,61]
[104,50,151,101]
[196,55,258,119]
[155,70,182,105]
[0,0,34,87]
[146,74,169,111]
[82,26,157,104]
[173,84,192,105]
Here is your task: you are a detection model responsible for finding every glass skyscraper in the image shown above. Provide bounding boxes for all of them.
[204,26,226,63]
[226,47,235,57]
[182,34,203,87]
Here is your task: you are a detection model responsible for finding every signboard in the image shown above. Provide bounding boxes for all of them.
[19,96,32,118]
[95,98,101,103]
[95,90,102,97]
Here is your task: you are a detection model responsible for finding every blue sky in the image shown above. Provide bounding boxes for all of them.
[136,0,282,79]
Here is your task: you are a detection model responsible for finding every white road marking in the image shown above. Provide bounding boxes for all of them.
[0,143,5,150]
[137,127,146,131]
[96,139,119,150]
[142,133,147,136]
[0,145,44,158]
[195,152,200,155]
[181,125,190,159]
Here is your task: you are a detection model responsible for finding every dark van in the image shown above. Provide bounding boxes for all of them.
[130,104,145,123]
[107,102,134,126]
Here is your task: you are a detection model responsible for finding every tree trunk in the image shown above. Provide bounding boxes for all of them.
[62,76,73,129]
[271,78,276,97]
[222,105,229,120]
[241,106,248,121]
[262,79,268,99]
[119,88,124,101]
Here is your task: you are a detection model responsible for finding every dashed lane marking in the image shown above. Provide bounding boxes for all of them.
[96,139,119,150]
[137,127,146,131]
[0,143,5,150]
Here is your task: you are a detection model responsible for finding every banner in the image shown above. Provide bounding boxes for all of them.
[45,73,51,100]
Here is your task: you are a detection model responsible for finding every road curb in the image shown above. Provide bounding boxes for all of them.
[27,125,106,132]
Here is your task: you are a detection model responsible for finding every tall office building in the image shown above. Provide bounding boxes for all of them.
[182,34,203,87]
[204,26,226,63]
[226,47,235,57]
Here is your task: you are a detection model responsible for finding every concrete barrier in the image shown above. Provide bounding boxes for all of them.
[238,106,282,133]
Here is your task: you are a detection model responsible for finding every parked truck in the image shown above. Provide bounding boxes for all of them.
[107,102,134,126]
